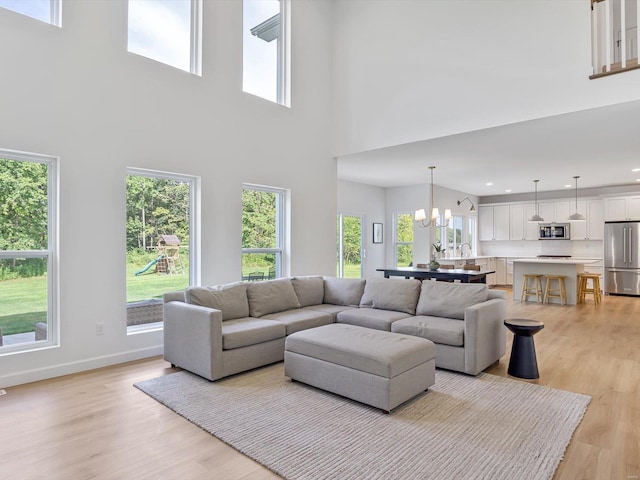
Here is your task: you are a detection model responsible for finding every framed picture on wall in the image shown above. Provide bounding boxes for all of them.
[373,223,383,244]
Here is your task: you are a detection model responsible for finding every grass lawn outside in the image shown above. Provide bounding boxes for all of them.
[2,261,364,336]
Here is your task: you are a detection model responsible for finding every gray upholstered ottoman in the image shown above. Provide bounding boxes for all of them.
[284,323,436,412]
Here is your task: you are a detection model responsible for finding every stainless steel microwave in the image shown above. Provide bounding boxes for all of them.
[538,223,570,240]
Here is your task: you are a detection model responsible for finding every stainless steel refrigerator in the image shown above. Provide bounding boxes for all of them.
[605,221,640,296]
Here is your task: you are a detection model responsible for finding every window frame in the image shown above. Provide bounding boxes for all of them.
[0,0,61,26]
[437,214,477,257]
[125,167,200,334]
[242,0,291,107]
[127,0,202,75]
[242,184,288,280]
[0,149,58,354]
[393,212,414,267]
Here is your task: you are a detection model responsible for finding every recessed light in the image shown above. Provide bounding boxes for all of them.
[564,184,572,188]
[486,182,493,186]
[505,189,512,193]
[636,179,640,182]
[632,168,640,172]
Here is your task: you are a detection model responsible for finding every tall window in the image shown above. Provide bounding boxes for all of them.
[126,169,198,332]
[0,150,57,352]
[128,0,202,74]
[242,185,287,281]
[0,0,61,26]
[394,213,413,267]
[243,0,291,106]
[337,214,364,278]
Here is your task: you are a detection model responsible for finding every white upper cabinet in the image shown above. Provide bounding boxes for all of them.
[570,200,603,240]
[604,197,640,221]
[479,205,509,241]
[480,199,605,242]
[554,202,571,222]
[509,204,525,240]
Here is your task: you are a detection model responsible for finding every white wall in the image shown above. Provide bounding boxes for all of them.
[0,0,336,387]
[337,180,386,278]
[332,0,640,156]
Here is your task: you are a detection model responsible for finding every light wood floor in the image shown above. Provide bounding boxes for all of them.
[1,291,639,480]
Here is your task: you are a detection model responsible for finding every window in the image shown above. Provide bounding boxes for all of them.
[126,169,199,332]
[0,150,57,353]
[242,185,287,281]
[128,0,202,74]
[243,0,291,106]
[394,213,413,267]
[0,0,60,26]
[437,214,476,257]
[337,214,363,278]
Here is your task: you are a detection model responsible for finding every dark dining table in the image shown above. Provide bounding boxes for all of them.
[376,267,495,283]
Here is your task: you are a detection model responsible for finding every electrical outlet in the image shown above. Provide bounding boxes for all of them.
[96,322,104,335]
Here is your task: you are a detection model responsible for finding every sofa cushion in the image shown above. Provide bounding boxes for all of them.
[416,281,489,320]
[184,282,249,321]
[262,309,334,335]
[291,276,325,307]
[359,277,421,315]
[246,278,301,317]
[221,317,286,350]
[285,324,436,378]
[336,308,413,332]
[302,304,356,320]
[323,277,366,306]
[391,315,465,347]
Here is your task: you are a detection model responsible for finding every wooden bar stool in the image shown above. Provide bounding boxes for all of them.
[521,274,543,303]
[577,273,602,305]
[543,275,567,305]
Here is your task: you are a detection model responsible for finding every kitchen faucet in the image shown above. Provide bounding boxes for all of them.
[460,243,472,257]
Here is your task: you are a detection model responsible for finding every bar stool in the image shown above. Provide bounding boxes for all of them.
[577,273,602,305]
[543,275,567,305]
[521,274,543,303]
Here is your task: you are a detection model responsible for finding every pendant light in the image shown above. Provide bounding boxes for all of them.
[568,175,586,221]
[528,180,544,222]
[415,166,451,227]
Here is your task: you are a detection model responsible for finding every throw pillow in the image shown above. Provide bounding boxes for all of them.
[416,281,488,320]
[359,277,421,315]
[185,282,249,321]
[291,276,325,307]
[323,277,366,306]
[246,278,301,317]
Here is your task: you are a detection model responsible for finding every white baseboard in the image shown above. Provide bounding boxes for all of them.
[0,345,164,388]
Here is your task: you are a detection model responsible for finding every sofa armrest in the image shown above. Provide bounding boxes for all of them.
[163,301,224,381]
[462,298,507,375]
[163,290,186,303]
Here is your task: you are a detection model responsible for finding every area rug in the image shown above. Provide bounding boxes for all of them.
[135,364,590,480]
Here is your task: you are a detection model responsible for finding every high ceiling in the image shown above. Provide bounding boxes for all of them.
[337,99,640,198]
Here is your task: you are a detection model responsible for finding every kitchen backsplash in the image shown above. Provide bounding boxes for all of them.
[479,240,603,258]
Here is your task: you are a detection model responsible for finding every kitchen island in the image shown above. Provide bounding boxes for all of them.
[512,258,598,305]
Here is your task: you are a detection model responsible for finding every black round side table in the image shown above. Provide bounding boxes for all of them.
[504,319,544,379]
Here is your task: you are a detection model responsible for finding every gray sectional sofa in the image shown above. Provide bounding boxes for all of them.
[163,276,507,381]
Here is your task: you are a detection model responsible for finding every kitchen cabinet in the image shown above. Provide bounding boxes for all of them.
[509,204,525,240]
[495,258,507,285]
[570,200,604,240]
[475,257,497,286]
[524,204,541,240]
[478,205,509,241]
[604,197,640,221]
[554,202,571,222]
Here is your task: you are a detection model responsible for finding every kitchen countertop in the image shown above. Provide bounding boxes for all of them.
[511,258,598,265]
